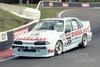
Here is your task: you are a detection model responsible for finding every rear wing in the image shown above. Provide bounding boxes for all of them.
[81,21,90,27]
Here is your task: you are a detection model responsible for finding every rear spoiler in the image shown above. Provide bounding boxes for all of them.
[81,21,90,27]
[81,21,91,31]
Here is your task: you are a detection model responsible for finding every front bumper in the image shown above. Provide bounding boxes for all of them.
[12,44,55,57]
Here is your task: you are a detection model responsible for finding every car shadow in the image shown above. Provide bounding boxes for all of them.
[15,56,50,59]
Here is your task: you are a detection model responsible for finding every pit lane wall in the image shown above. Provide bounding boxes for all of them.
[0,20,38,58]
[40,1,100,8]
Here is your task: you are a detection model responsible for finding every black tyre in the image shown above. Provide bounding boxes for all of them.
[79,35,88,48]
[55,41,63,56]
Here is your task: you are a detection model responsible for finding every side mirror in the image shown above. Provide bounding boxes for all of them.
[65,29,71,33]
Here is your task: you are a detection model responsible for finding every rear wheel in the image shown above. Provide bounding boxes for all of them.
[79,35,88,48]
[55,41,63,56]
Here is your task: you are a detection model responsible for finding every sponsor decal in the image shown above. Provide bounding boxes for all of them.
[31,30,46,36]
[12,46,46,50]
[62,38,65,41]
[65,32,70,36]
[13,27,29,39]
[40,20,63,23]
[62,3,69,7]
[48,49,54,54]
[82,3,90,7]
[72,27,89,37]
[16,37,47,41]
[72,36,81,40]
[49,2,53,7]
[0,32,8,42]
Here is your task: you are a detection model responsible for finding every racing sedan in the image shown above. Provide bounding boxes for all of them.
[12,17,92,57]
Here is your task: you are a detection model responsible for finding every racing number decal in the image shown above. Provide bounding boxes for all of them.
[65,32,72,46]
[0,32,8,42]
[1,33,6,40]
[66,36,71,45]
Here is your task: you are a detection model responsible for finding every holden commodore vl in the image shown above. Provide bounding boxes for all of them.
[12,17,92,57]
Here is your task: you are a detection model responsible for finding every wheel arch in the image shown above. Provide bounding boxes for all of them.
[83,33,87,36]
[79,33,88,44]
[57,40,63,45]
[83,33,88,40]
[57,40,64,49]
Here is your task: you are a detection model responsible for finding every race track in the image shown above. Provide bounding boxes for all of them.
[0,8,100,67]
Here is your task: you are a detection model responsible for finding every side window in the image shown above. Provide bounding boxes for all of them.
[65,20,73,31]
[71,19,81,30]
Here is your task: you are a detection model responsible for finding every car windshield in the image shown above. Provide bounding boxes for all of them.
[33,20,64,32]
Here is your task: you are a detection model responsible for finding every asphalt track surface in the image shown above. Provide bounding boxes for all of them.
[0,8,100,67]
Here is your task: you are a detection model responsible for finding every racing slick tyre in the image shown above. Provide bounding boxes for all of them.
[79,34,88,48]
[55,41,63,56]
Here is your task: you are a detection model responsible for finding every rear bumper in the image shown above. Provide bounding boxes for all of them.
[87,32,92,41]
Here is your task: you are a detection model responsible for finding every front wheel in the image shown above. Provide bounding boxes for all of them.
[55,41,63,56]
[79,35,88,48]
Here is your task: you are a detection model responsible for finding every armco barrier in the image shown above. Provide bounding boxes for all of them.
[37,1,100,10]
[0,20,38,52]
[42,1,100,8]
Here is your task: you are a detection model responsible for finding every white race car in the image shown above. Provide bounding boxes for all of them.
[12,17,92,57]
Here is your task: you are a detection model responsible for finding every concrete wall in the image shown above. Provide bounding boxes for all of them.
[0,3,25,14]
[0,3,41,20]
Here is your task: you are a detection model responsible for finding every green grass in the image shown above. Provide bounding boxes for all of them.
[40,8,74,19]
[13,3,38,8]
[0,7,75,32]
[0,8,28,32]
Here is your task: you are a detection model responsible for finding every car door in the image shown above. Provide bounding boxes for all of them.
[70,19,83,45]
[64,20,73,47]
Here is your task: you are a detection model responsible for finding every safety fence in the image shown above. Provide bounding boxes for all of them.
[71,0,100,2]
[41,1,100,8]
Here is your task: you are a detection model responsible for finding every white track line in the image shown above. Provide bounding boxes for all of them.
[0,56,17,62]
[58,9,74,18]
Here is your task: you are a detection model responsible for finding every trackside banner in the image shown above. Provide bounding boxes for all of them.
[0,21,37,52]
[13,27,29,40]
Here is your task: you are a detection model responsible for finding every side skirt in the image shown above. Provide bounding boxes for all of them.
[63,43,79,52]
